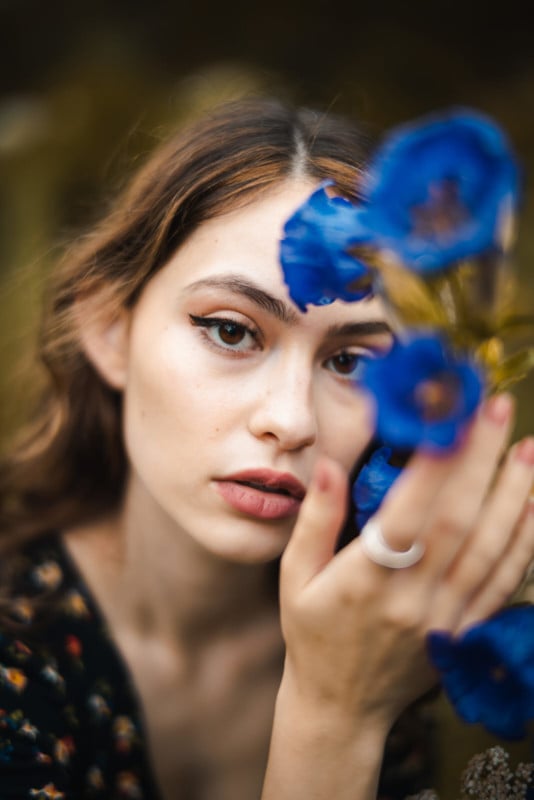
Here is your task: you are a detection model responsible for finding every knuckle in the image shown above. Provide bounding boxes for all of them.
[383,599,424,634]
[461,545,498,580]
[432,508,467,538]
[445,567,479,597]
[337,585,361,608]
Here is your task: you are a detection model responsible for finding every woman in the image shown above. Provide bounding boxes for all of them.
[0,97,533,800]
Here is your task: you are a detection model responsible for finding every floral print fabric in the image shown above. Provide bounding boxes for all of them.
[0,532,435,800]
[0,533,161,799]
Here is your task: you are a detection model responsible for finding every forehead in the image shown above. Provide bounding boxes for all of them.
[177,180,317,274]
[151,181,387,327]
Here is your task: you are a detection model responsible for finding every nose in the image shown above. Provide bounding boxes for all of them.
[248,354,317,451]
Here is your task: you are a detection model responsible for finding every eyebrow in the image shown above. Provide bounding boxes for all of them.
[326,320,392,338]
[184,275,300,324]
[184,275,392,337]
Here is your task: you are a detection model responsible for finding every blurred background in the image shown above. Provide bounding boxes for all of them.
[1,0,533,792]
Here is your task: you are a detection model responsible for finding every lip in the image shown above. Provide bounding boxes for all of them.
[214,469,306,520]
[222,469,306,499]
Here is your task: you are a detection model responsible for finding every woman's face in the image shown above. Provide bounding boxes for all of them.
[115,181,392,563]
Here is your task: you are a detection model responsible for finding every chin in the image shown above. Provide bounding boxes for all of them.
[201,518,294,565]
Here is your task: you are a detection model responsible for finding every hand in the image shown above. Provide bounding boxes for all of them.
[279,393,534,732]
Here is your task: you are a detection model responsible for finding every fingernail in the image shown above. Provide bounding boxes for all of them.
[484,393,514,425]
[515,438,534,466]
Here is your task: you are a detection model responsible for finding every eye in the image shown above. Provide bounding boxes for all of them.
[189,314,260,353]
[325,350,368,380]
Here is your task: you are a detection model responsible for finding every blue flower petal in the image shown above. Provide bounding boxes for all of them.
[361,334,484,452]
[427,606,534,739]
[279,182,373,311]
[361,108,521,272]
[352,445,402,529]
[427,631,457,671]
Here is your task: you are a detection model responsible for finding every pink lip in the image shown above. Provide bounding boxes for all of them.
[214,469,306,520]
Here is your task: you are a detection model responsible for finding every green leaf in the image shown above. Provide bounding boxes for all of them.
[371,255,450,329]
[486,348,534,392]
[497,315,534,342]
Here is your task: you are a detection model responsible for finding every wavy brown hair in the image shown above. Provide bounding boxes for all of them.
[0,96,373,551]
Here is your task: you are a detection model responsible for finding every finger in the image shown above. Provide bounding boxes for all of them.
[281,456,348,596]
[427,436,534,628]
[373,451,460,551]
[457,498,534,633]
[378,393,515,554]
[423,393,515,546]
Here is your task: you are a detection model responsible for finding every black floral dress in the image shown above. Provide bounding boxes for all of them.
[0,532,162,800]
[0,532,436,800]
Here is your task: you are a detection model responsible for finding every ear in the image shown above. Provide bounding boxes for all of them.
[75,296,131,391]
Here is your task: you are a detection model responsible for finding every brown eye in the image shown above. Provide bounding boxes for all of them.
[189,314,260,352]
[332,353,358,374]
[218,322,246,345]
[326,351,366,380]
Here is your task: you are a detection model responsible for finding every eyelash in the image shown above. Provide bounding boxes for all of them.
[189,313,373,380]
[324,351,370,381]
[189,314,261,353]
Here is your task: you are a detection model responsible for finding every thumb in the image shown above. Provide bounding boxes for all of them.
[282,455,349,594]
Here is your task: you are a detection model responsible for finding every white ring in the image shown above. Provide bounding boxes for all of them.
[360,517,425,569]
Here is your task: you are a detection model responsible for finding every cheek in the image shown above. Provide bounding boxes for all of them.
[121,325,244,471]
[319,391,375,471]
[121,330,210,469]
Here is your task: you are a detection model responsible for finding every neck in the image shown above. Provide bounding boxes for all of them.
[63,477,280,648]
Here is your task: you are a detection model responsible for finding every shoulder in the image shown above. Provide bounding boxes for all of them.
[0,531,112,711]
[0,533,96,796]
[0,533,159,799]
[0,537,81,800]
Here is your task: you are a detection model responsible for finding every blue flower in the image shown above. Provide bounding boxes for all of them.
[427,605,534,740]
[352,446,403,529]
[360,108,521,272]
[361,333,483,452]
[279,182,372,311]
